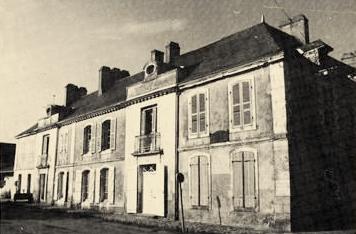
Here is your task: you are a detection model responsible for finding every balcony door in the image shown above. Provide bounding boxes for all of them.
[140,106,157,152]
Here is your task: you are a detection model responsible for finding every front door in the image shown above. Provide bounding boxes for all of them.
[39,174,46,201]
[141,164,164,216]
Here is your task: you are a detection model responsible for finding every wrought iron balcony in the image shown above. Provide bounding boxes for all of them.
[133,132,162,156]
[37,154,49,169]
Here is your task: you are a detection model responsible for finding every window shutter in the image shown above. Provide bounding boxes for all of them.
[232,84,241,127]
[242,81,252,125]
[205,91,209,134]
[199,156,209,206]
[90,124,96,154]
[244,152,256,208]
[188,97,192,135]
[73,170,82,203]
[191,95,198,134]
[190,157,199,206]
[198,93,206,133]
[152,107,157,132]
[88,170,95,203]
[110,118,116,150]
[232,152,243,208]
[108,167,115,204]
[94,168,101,204]
[79,128,84,156]
[96,122,102,152]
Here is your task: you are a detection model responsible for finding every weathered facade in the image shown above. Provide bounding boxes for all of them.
[13,14,355,232]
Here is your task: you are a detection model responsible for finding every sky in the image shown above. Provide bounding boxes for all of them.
[1,0,355,143]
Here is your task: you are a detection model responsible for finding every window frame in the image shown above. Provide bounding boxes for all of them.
[41,134,50,155]
[188,153,211,209]
[99,168,109,202]
[228,76,256,132]
[188,89,210,139]
[57,172,64,199]
[101,120,111,151]
[83,125,92,155]
[81,170,90,202]
[230,147,259,211]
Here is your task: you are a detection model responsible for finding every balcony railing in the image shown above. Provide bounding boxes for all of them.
[37,154,49,169]
[133,132,162,155]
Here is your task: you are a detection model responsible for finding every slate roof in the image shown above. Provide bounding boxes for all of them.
[174,22,301,82]
[17,22,302,137]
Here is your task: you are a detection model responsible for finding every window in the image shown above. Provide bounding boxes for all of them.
[27,174,31,193]
[141,106,157,135]
[17,174,22,193]
[81,170,90,202]
[39,174,46,200]
[190,155,209,208]
[83,125,92,154]
[42,135,50,155]
[188,91,209,138]
[229,79,255,131]
[57,172,64,199]
[232,151,256,209]
[101,120,111,151]
[99,168,109,202]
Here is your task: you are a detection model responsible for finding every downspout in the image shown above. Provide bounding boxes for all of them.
[175,86,181,220]
[51,126,60,204]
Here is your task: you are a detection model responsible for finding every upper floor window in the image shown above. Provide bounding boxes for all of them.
[229,78,255,131]
[42,135,50,155]
[141,105,157,136]
[101,120,111,151]
[231,150,256,209]
[188,90,209,138]
[99,168,109,202]
[190,155,209,208]
[83,125,91,154]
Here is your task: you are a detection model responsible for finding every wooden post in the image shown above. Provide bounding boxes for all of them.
[217,196,222,226]
[180,182,185,233]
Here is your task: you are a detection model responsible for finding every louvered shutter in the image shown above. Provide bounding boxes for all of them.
[73,170,82,203]
[191,95,198,134]
[244,152,255,208]
[232,152,243,208]
[94,168,100,203]
[198,93,206,133]
[96,122,102,152]
[110,118,116,150]
[90,124,96,154]
[242,81,252,125]
[108,166,115,204]
[232,83,241,127]
[199,156,209,206]
[88,170,95,203]
[204,91,209,135]
[190,156,199,206]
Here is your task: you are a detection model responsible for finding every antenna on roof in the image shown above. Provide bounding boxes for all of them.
[273,0,292,22]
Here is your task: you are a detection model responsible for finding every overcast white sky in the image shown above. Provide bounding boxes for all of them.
[1,0,355,143]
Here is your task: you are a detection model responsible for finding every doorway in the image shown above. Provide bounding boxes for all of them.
[39,174,46,201]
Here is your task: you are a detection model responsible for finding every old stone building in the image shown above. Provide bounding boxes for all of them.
[13,14,355,232]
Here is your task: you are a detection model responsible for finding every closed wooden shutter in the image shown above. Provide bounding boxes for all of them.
[232,83,241,126]
[199,156,209,206]
[243,152,255,208]
[73,171,82,203]
[108,167,115,204]
[191,95,198,134]
[232,152,243,208]
[190,156,199,206]
[90,124,96,154]
[110,118,116,150]
[94,168,100,204]
[96,122,102,152]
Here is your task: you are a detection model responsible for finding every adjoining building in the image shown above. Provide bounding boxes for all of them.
[13,14,356,232]
[0,143,16,188]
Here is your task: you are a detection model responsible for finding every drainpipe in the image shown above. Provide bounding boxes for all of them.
[175,87,181,220]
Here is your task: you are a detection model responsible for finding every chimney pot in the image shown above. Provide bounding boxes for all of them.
[151,50,164,63]
[165,41,180,63]
[279,14,309,44]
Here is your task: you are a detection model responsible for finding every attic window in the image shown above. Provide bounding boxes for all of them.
[145,64,155,75]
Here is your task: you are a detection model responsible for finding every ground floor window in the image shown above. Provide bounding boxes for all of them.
[232,151,256,209]
[39,174,46,200]
[27,174,31,193]
[100,168,109,202]
[57,172,64,199]
[190,155,209,208]
[81,170,89,202]
[17,174,22,193]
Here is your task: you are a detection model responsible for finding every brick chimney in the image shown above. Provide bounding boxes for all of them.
[98,66,130,96]
[165,42,180,63]
[151,50,164,64]
[279,14,309,44]
[65,84,87,107]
